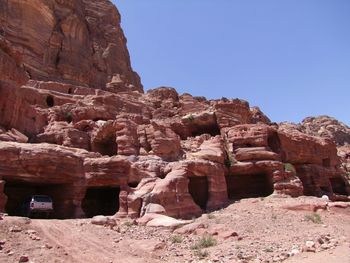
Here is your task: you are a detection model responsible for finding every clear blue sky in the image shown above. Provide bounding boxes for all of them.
[114,1,350,125]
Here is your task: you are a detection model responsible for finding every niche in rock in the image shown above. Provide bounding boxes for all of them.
[46,95,54,107]
[226,173,273,200]
[82,187,120,218]
[94,134,118,157]
[190,123,221,138]
[268,132,281,153]
[188,176,209,210]
[330,178,348,195]
[3,181,69,218]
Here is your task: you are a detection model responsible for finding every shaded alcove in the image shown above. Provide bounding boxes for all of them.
[294,167,320,196]
[188,176,209,210]
[268,132,281,153]
[128,182,139,188]
[81,187,120,218]
[93,135,118,157]
[225,173,273,200]
[3,181,68,218]
[322,158,331,167]
[46,95,54,107]
[190,123,221,138]
[330,178,348,195]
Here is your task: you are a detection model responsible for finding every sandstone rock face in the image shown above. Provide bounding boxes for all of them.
[338,145,350,173]
[0,1,348,219]
[301,116,350,146]
[280,116,350,188]
[0,0,142,91]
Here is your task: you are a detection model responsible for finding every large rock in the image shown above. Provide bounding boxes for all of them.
[301,116,350,146]
[280,116,350,180]
[0,0,142,91]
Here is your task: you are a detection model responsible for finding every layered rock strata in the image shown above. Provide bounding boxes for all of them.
[0,0,348,219]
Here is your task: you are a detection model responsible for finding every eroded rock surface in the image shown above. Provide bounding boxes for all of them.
[0,0,348,219]
[0,0,142,91]
[280,116,350,186]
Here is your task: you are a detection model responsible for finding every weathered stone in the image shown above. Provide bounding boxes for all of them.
[0,0,348,221]
[0,0,142,91]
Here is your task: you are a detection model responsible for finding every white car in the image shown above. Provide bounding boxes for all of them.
[22,195,53,218]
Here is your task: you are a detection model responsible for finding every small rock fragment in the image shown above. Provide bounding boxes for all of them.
[45,244,53,249]
[219,230,239,240]
[289,248,300,256]
[9,226,22,232]
[303,241,316,252]
[19,255,29,262]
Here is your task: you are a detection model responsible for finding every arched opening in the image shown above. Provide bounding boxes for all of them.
[46,95,54,107]
[295,166,320,196]
[190,124,221,137]
[68,88,72,94]
[225,173,273,200]
[3,181,70,218]
[188,176,208,210]
[82,187,120,218]
[330,178,348,195]
[94,135,118,157]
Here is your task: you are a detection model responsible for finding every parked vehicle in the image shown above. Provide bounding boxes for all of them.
[21,195,53,218]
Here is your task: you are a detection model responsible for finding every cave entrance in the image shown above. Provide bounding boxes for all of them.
[330,178,348,195]
[3,181,68,218]
[190,123,221,137]
[268,132,281,153]
[94,135,117,156]
[188,176,209,210]
[226,173,273,200]
[82,187,120,218]
[46,95,54,107]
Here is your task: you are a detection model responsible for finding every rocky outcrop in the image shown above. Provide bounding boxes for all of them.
[0,0,142,91]
[0,0,348,219]
[280,116,350,184]
[301,116,350,146]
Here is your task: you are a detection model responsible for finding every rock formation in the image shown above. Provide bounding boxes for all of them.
[280,116,350,188]
[0,0,348,219]
[0,0,142,91]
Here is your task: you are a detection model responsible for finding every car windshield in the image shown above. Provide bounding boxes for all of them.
[33,196,52,202]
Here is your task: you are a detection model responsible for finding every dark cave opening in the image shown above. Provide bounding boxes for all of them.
[3,181,68,218]
[268,132,281,153]
[330,178,348,195]
[128,182,139,188]
[188,176,209,210]
[225,173,273,200]
[46,95,54,107]
[190,124,221,138]
[81,187,120,218]
[94,135,118,157]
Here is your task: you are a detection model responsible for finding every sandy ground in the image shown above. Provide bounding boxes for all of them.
[1,196,350,263]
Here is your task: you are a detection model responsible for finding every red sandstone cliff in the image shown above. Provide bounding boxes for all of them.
[0,0,348,219]
[0,0,142,91]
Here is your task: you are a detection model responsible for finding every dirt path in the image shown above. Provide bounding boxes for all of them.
[31,220,159,263]
[1,196,350,263]
[33,220,116,263]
